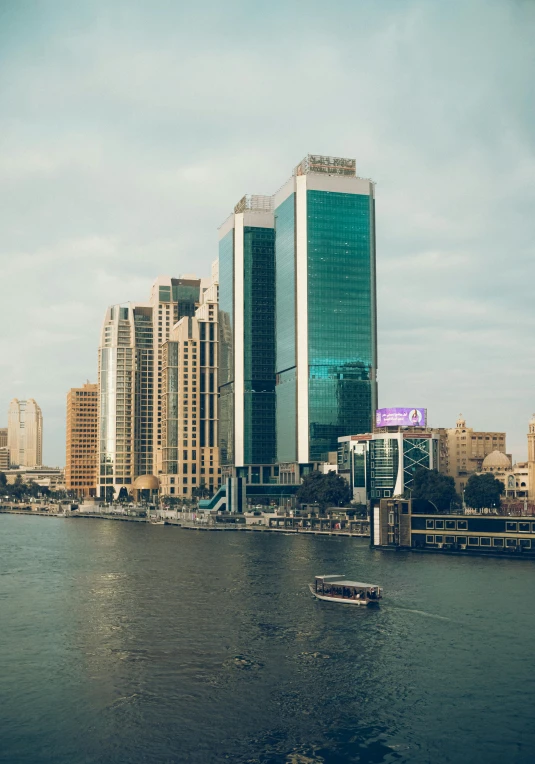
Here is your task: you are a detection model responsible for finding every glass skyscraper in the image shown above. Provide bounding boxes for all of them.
[218,195,276,468]
[274,155,377,464]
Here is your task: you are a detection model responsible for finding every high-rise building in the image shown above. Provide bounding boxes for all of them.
[218,195,276,468]
[65,382,98,498]
[217,154,377,474]
[161,265,220,498]
[98,303,154,500]
[274,155,377,464]
[0,428,7,449]
[7,399,43,467]
[148,276,203,477]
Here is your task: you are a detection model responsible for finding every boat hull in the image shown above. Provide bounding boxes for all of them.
[308,584,379,606]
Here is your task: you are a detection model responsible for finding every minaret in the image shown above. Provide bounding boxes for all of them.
[528,414,535,500]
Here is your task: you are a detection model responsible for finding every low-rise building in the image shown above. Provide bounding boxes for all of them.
[338,429,440,504]
[4,466,65,492]
[0,446,9,471]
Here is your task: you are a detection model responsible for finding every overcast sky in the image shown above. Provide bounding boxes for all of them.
[1,0,534,466]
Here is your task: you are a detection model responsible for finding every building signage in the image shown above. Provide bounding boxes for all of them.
[375,408,427,428]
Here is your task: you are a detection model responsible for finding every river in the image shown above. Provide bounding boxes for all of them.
[1,514,534,763]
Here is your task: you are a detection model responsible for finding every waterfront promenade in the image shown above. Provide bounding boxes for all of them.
[0,506,370,537]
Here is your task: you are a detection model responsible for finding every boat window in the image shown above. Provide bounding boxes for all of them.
[435,535,443,543]
[506,522,517,532]
[445,520,456,530]
[457,520,467,530]
[435,520,444,530]
[519,539,531,548]
[445,535,455,543]
[493,538,504,547]
[519,522,529,532]
[426,520,434,529]
[457,536,467,545]
[506,538,517,547]
[532,523,535,533]
[480,537,491,546]
[468,537,479,545]
[426,535,434,544]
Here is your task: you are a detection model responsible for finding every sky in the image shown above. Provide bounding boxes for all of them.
[0,0,534,466]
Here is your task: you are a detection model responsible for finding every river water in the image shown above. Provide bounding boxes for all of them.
[1,514,534,764]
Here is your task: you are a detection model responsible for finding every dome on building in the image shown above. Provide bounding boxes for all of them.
[133,475,160,490]
[482,451,511,471]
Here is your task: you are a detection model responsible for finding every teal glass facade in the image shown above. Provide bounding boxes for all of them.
[218,230,234,465]
[274,194,297,463]
[368,439,399,498]
[307,189,375,461]
[243,226,276,464]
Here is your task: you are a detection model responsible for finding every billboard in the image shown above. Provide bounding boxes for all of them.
[375,408,427,428]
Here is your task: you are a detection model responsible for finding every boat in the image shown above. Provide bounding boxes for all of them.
[309,574,383,606]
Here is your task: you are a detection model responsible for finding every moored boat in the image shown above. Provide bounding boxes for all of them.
[309,574,383,606]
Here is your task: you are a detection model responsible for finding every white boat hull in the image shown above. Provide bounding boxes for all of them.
[308,584,379,606]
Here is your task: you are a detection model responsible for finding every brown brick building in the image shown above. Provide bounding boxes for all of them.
[66,382,98,498]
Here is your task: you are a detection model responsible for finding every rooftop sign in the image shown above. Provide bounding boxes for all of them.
[375,408,427,428]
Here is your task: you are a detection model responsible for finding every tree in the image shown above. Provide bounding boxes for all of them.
[410,467,460,511]
[117,487,129,502]
[296,471,351,511]
[464,473,504,510]
[0,472,6,489]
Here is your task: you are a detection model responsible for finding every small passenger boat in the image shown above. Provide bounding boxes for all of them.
[309,574,383,606]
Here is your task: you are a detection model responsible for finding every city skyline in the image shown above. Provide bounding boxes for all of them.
[1,0,534,465]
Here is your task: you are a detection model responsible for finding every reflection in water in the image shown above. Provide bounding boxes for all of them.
[1,515,535,763]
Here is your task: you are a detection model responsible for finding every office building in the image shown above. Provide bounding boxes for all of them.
[218,195,276,469]
[275,155,377,464]
[7,398,43,468]
[217,154,377,481]
[338,429,440,504]
[0,428,7,449]
[160,265,220,498]
[65,382,98,498]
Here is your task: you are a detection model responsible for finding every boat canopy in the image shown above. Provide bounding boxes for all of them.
[315,575,379,588]
[325,580,379,589]
[315,574,344,580]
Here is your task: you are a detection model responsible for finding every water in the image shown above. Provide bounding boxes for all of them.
[1,515,534,764]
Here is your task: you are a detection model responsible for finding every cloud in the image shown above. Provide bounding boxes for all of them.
[0,0,534,463]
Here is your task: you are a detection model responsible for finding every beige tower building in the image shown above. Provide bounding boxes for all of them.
[7,398,43,468]
[98,302,153,501]
[65,382,98,498]
[438,415,507,494]
[149,275,205,477]
[160,265,220,498]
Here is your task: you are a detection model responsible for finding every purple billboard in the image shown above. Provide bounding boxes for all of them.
[375,408,427,428]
